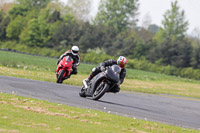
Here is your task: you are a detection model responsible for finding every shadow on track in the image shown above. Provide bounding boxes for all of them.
[97,99,154,112]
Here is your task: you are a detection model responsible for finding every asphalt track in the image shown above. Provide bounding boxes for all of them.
[0,75,200,130]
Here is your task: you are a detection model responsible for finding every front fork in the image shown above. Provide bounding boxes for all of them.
[105,80,116,92]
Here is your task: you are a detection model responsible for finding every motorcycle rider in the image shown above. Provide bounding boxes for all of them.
[85,56,127,93]
[56,46,81,77]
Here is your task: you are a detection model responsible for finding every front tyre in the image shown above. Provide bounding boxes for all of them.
[92,82,109,100]
[79,87,86,97]
[57,69,65,83]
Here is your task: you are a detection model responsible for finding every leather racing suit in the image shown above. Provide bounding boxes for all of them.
[87,59,126,92]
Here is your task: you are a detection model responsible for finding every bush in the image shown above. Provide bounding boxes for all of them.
[1,42,200,80]
[81,52,115,64]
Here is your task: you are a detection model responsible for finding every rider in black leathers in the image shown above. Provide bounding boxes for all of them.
[85,56,127,93]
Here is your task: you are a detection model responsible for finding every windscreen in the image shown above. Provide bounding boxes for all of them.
[106,65,121,83]
[111,65,121,74]
[65,56,73,62]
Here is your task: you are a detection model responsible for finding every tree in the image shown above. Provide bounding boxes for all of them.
[191,28,200,44]
[94,0,139,32]
[6,15,25,39]
[141,13,152,30]
[136,27,154,41]
[20,8,51,47]
[0,11,3,22]
[20,18,41,47]
[190,28,200,68]
[171,40,193,67]
[156,0,188,42]
[0,14,10,40]
[77,22,106,52]
[48,14,81,49]
[9,0,52,20]
[8,5,29,19]
[148,39,192,68]
[191,46,200,69]
[48,10,61,23]
[148,24,159,34]
[150,0,193,68]
[67,0,92,22]
[14,0,51,9]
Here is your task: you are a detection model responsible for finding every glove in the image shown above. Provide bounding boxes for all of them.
[100,66,105,71]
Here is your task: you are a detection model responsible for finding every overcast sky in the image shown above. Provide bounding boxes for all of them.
[138,0,200,35]
[61,0,200,35]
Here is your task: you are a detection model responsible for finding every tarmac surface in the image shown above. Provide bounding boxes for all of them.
[0,75,200,130]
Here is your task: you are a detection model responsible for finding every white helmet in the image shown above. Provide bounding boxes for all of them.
[71,46,79,55]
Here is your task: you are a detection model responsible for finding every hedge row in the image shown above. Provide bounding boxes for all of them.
[1,41,200,80]
[81,52,200,80]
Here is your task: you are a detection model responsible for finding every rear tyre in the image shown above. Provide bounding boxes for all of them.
[92,81,109,100]
[56,69,65,83]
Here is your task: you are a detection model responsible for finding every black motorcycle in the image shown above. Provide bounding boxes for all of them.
[79,65,121,100]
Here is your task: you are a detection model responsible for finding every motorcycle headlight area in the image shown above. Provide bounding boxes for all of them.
[106,69,120,83]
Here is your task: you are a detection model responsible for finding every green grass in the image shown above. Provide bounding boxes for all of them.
[0,50,200,98]
[0,50,198,82]
[0,51,200,132]
[0,93,199,133]
[0,50,95,74]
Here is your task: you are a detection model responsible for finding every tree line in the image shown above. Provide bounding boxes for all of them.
[0,0,200,73]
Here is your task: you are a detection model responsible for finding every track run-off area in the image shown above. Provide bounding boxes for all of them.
[0,75,200,130]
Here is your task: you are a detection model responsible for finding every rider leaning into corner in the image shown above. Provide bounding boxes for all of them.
[56,46,81,77]
[85,56,127,93]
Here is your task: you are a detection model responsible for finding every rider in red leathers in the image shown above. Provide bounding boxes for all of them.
[57,46,81,77]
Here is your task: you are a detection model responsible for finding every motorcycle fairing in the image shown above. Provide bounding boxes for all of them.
[56,56,74,79]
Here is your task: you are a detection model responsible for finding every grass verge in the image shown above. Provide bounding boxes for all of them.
[0,93,199,133]
[0,49,200,98]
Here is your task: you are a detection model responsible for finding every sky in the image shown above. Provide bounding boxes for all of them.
[138,0,200,35]
[61,0,200,35]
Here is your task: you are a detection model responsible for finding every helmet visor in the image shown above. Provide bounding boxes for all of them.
[72,50,78,54]
[118,61,126,68]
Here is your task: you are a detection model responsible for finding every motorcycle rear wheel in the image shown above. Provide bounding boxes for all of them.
[56,69,65,83]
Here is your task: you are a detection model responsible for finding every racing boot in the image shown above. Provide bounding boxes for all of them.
[82,78,89,90]
[84,78,90,85]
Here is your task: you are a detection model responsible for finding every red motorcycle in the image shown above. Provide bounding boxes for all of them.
[56,56,74,83]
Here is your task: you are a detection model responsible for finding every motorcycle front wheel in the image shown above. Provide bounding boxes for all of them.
[92,81,109,100]
[79,87,86,97]
[56,69,65,83]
